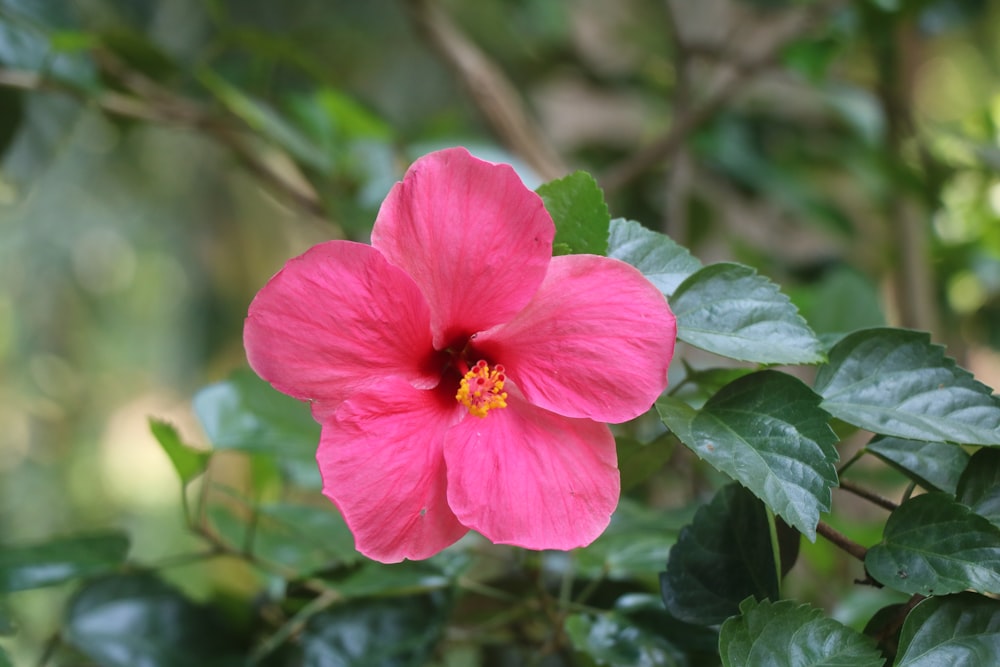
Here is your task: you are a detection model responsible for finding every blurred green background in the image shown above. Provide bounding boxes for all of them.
[1,0,999,662]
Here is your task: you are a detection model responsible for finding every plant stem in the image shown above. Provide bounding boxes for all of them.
[815,520,868,562]
[838,479,899,512]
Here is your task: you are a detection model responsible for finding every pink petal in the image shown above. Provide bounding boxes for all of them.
[444,395,619,550]
[371,147,554,349]
[473,255,676,423]
[319,379,468,563]
[244,241,440,411]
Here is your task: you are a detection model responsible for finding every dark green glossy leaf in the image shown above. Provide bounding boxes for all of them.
[866,436,969,494]
[815,329,1000,446]
[606,218,702,295]
[64,573,242,667]
[660,484,778,625]
[658,371,838,539]
[299,593,450,667]
[148,418,210,485]
[0,532,129,593]
[194,368,320,457]
[720,598,884,667]
[896,593,1000,667]
[866,493,1000,595]
[957,448,1000,527]
[537,171,610,256]
[565,607,684,667]
[670,263,825,364]
[577,497,690,582]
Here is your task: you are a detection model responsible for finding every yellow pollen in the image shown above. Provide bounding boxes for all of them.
[456,360,508,418]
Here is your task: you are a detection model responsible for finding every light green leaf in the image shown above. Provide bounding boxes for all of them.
[658,371,838,540]
[814,328,1000,446]
[670,263,825,364]
[896,593,1000,667]
[194,368,320,460]
[0,532,129,593]
[617,433,675,492]
[866,436,969,494]
[536,171,610,256]
[660,484,778,625]
[866,493,1000,595]
[606,218,702,295]
[720,598,885,667]
[64,573,242,667]
[199,68,331,171]
[253,502,361,574]
[148,419,210,485]
[957,448,1000,528]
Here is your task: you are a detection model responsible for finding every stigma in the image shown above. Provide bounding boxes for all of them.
[456,360,508,418]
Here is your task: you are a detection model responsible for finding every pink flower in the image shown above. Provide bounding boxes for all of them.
[244,147,676,563]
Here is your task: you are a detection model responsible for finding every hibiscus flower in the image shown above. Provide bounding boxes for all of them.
[244,147,676,563]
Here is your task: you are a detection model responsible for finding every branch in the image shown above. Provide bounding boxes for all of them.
[838,479,899,512]
[601,0,851,194]
[816,520,868,562]
[402,0,569,181]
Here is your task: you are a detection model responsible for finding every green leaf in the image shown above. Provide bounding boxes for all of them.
[866,436,970,494]
[814,329,1000,446]
[670,263,825,364]
[657,371,838,540]
[606,218,702,295]
[617,433,675,492]
[660,484,779,625]
[896,593,1000,667]
[299,593,450,666]
[0,601,14,636]
[64,573,242,667]
[577,497,690,583]
[0,532,129,593]
[536,171,610,256]
[327,555,465,600]
[194,368,320,464]
[865,493,1000,595]
[199,68,331,171]
[0,646,10,667]
[253,502,361,574]
[720,598,884,667]
[957,448,1000,527]
[148,419,210,485]
[565,607,684,667]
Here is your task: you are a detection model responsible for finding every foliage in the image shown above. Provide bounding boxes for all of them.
[1,0,999,665]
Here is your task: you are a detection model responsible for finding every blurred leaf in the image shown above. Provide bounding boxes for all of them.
[957,448,1000,527]
[670,263,825,364]
[0,646,10,667]
[866,493,1000,595]
[194,368,319,457]
[0,600,14,635]
[64,573,242,667]
[565,609,684,667]
[253,503,361,574]
[287,88,391,147]
[719,598,884,667]
[617,433,675,492]
[537,171,610,256]
[299,593,450,667]
[660,484,778,625]
[658,371,838,539]
[896,593,1000,666]
[606,218,702,295]
[866,436,969,494]
[0,531,128,593]
[672,364,756,409]
[815,329,1000,445]
[199,69,331,171]
[788,267,886,346]
[324,554,467,600]
[577,498,690,582]
[98,27,176,82]
[0,10,96,87]
[148,418,210,485]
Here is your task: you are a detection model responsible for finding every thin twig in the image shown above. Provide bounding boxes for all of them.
[815,520,867,562]
[402,0,569,181]
[838,479,899,512]
[601,0,851,194]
